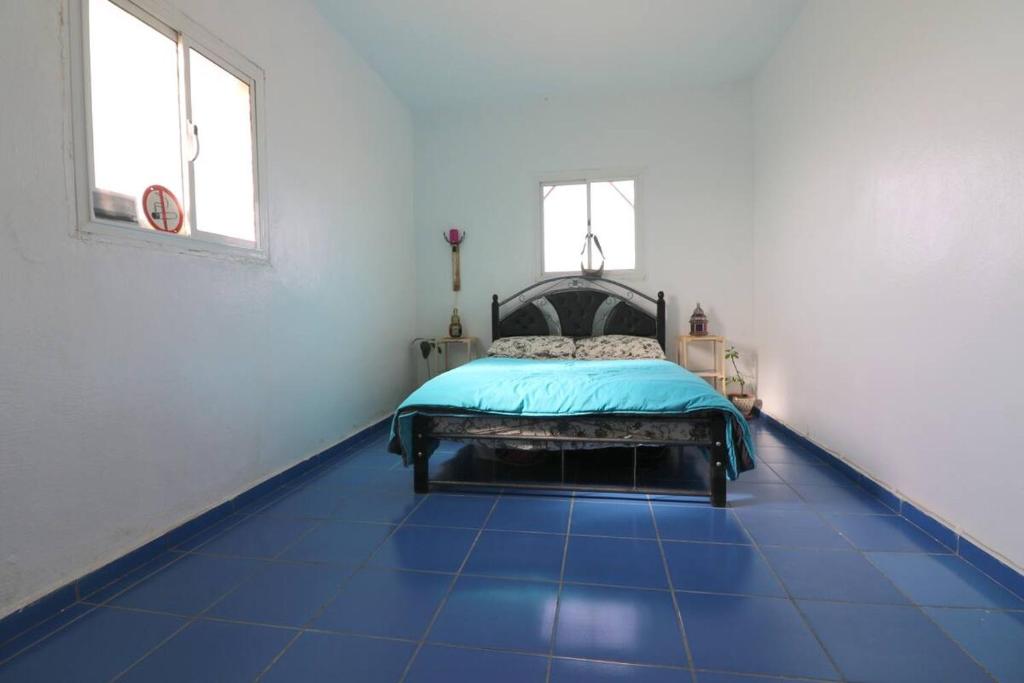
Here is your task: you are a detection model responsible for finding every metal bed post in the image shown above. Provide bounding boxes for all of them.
[412,415,430,494]
[710,414,728,507]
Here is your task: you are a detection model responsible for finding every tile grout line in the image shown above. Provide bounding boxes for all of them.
[544,493,575,683]
[108,494,349,682]
[396,492,505,683]
[0,441,390,667]
[752,454,1002,683]
[647,497,698,683]
[251,489,436,682]
[753,427,1015,678]
[729,506,847,682]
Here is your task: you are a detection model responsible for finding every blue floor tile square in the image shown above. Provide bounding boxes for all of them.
[0,603,94,664]
[770,463,852,487]
[799,600,991,682]
[368,526,477,572]
[487,496,571,533]
[735,509,851,549]
[207,562,352,626]
[174,514,248,551]
[366,469,414,492]
[571,500,656,538]
[754,444,820,465]
[119,619,293,682]
[678,592,837,679]
[753,431,790,449]
[429,576,557,653]
[696,672,809,683]
[332,492,422,524]
[663,542,784,597]
[763,547,908,604]
[735,462,784,484]
[194,516,316,558]
[314,568,451,639]
[261,631,414,683]
[343,449,401,470]
[924,608,1024,683]
[0,607,184,683]
[406,494,495,528]
[550,658,684,682]
[867,552,1023,608]
[652,505,750,544]
[406,645,548,683]
[281,520,394,565]
[464,530,565,581]
[563,536,667,589]
[555,583,685,665]
[791,483,892,514]
[110,554,262,615]
[254,482,348,518]
[82,552,181,604]
[826,514,951,553]
[725,483,807,512]
[306,464,383,490]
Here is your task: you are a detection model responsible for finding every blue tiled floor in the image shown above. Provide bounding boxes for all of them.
[2,426,1022,682]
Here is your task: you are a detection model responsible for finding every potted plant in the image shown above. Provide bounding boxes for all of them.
[724,346,756,417]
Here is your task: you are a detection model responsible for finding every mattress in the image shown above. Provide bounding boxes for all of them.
[422,414,714,451]
[388,357,755,479]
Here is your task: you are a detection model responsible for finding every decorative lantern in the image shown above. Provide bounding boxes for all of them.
[443,228,466,291]
[689,303,709,336]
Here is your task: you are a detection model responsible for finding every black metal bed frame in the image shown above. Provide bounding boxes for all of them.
[409,275,729,507]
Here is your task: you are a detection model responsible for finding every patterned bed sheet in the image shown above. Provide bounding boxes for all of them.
[424,414,713,451]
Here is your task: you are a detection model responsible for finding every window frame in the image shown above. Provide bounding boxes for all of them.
[68,0,269,261]
[537,170,643,279]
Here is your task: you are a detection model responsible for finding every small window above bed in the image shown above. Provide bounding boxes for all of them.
[540,175,639,276]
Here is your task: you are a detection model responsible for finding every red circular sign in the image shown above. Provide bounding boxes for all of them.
[142,185,184,233]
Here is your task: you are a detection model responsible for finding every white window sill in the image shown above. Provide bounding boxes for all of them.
[77,219,269,265]
[539,269,646,283]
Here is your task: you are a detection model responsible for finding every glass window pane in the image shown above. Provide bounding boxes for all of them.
[89,0,183,230]
[590,180,636,270]
[190,49,255,243]
[543,183,588,273]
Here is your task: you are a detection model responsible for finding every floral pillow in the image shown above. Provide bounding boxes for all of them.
[574,334,665,360]
[487,335,576,359]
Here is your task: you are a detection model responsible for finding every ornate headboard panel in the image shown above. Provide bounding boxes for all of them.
[491,276,666,350]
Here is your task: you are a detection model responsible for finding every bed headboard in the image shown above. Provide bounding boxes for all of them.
[491,276,666,350]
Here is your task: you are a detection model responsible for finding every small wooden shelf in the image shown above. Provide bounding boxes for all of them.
[434,336,477,371]
[677,335,726,395]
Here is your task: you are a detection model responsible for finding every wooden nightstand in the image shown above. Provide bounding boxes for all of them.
[677,335,726,394]
[436,336,478,370]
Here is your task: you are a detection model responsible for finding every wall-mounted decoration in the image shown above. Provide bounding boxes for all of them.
[142,185,184,233]
[443,228,466,291]
[689,303,709,336]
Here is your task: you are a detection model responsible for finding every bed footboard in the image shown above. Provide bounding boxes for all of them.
[409,412,730,506]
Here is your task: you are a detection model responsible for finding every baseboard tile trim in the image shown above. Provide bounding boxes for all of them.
[759,413,1023,600]
[0,415,392,646]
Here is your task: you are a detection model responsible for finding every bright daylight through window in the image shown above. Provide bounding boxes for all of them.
[541,178,636,274]
[86,0,259,248]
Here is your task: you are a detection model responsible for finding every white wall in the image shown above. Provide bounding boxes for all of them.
[754,0,1024,568]
[0,0,415,617]
[414,87,756,371]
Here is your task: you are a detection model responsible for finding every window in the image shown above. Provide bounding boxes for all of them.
[75,0,264,254]
[541,177,637,275]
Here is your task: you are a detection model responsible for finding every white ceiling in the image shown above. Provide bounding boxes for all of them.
[315,0,805,111]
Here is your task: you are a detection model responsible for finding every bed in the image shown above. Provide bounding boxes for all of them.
[387,276,755,506]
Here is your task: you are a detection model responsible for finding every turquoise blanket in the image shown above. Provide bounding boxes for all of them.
[388,357,755,479]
